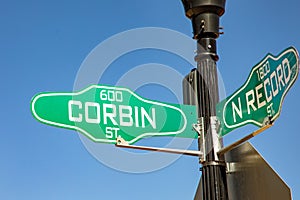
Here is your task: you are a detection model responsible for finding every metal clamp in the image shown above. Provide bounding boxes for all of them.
[193,117,206,163]
[202,161,226,167]
[210,116,223,161]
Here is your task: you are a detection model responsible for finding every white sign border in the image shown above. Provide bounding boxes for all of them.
[31,85,189,145]
[222,47,299,130]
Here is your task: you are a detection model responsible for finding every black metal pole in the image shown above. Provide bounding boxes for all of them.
[181,1,228,199]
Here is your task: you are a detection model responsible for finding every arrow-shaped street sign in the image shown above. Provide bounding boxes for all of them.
[31,85,198,144]
[217,47,299,136]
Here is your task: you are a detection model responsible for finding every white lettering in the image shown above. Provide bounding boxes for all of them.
[232,97,243,123]
[264,78,272,103]
[119,105,133,127]
[283,58,291,84]
[276,64,285,91]
[67,95,157,130]
[105,127,120,139]
[68,100,82,122]
[141,107,156,129]
[255,83,266,109]
[103,104,117,125]
[270,71,279,97]
[85,102,100,124]
[246,90,257,114]
[100,90,123,102]
[134,106,139,127]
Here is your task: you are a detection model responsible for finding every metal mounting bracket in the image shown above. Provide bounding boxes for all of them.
[115,137,203,157]
[193,117,206,163]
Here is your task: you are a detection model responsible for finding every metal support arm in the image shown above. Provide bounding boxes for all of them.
[218,124,273,156]
[115,138,203,157]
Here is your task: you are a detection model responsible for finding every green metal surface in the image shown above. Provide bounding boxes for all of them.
[217,47,299,136]
[31,85,198,144]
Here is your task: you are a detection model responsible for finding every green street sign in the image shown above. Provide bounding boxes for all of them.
[217,47,299,136]
[31,85,198,144]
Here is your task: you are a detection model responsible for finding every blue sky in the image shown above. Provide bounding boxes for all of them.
[1,0,300,199]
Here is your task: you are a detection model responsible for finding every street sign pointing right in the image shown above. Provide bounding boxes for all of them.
[217,47,299,136]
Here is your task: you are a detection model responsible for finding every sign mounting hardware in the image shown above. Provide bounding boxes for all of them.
[115,137,203,157]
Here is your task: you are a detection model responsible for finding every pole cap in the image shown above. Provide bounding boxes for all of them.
[182,0,226,39]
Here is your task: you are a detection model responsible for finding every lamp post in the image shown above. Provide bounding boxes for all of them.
[181,1,228,199]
